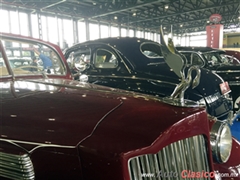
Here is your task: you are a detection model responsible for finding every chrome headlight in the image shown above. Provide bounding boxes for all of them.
[210,121,232,163]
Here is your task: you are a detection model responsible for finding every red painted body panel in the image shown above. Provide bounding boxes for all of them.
[0,33,240,180]
[225,50,240,61]
[213,138,240,179]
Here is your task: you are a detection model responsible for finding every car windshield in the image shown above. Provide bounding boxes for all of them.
[0,36,66,77]
[202,51,225,64]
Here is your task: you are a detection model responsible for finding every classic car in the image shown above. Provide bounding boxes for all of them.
[64,37,239,123]
[1,33,240,180]
[221,54,240,65]
[222,49,240,64]
[175,46,240,112]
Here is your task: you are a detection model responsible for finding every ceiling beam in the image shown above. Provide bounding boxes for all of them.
[124,2,237,24]
[90,0,164,18]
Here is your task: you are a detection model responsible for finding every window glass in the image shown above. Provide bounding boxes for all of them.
[41,15,48,41]
[0,10,10,33]
[111,26,119,37]
[141,43,163,58]
[0,48,9,76]
[89,23,99,40]
[10,11,19,34]
[192,53,203,66]
[2,38,65,76]
[58,18,63,49]
[203,52,222,65]
[78,21,86,42]
[47,16,58,45]
[181,53,191,64]
[129,29,134,37]
[100,25,109,38]
[121,28,127,37]
[94,49,118,69]
[136,31,143,38]
[31,14,39,39]
[19,12,28,36]
[63,19,73,47]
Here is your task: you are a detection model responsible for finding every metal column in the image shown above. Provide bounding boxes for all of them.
[85,19,90,41]
[27,13,33,37]
[73,18,79,44]
[37,13,42,39]
[55,15,60,46]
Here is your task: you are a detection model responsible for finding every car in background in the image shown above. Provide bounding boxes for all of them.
[222,49,240,65]
[176,46,240,113]
[221,54,240,65]
[1,33,240,180]
[64,37,238,124]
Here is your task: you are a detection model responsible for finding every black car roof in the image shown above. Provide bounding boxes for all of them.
[70,37,156,49]
[176,46,225,53]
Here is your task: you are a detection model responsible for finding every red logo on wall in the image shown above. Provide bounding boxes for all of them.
[209,14,222,23]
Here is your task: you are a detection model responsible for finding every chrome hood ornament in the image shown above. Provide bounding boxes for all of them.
[159,26,201,106]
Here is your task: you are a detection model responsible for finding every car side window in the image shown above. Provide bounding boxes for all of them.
[94,49,118,69]
[141,43,163,58]
[191,53,203,66]
[1,39,65,75]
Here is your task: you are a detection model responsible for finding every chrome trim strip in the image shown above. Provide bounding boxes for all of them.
[89,75,178,86]
[0,138,75,154]
[228,81,240,86]
[215,70,240,73]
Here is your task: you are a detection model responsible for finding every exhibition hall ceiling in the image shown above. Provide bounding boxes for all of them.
[1,0,240,34]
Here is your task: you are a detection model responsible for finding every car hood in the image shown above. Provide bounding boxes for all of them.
[137,64,224,100]
[0,79,126,150]
[0,78,206,153]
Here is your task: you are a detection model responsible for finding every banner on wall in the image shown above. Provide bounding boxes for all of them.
[206,24,223,48]
[206,14,223,48]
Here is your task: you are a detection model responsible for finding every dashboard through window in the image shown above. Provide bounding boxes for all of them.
[94,49,118,69]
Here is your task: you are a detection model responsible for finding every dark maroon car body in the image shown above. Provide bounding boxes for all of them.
[0,33,240,180]
[223,49,240,64]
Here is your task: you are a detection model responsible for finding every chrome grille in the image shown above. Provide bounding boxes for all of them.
[128,135,210,180]
[0,152,35,180]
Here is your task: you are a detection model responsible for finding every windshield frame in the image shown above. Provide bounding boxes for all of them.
[0,33,71,80]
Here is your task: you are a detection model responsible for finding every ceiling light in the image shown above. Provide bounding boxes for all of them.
[163,27,166,29]
[133,12,136,16]
[114,16,118,20]
[207,20,210,23]
[238,16,240,19]
[180,24,183,27]
[165,5,169,9]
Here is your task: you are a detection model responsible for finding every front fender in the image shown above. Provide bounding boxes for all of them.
[213,138,240,179]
